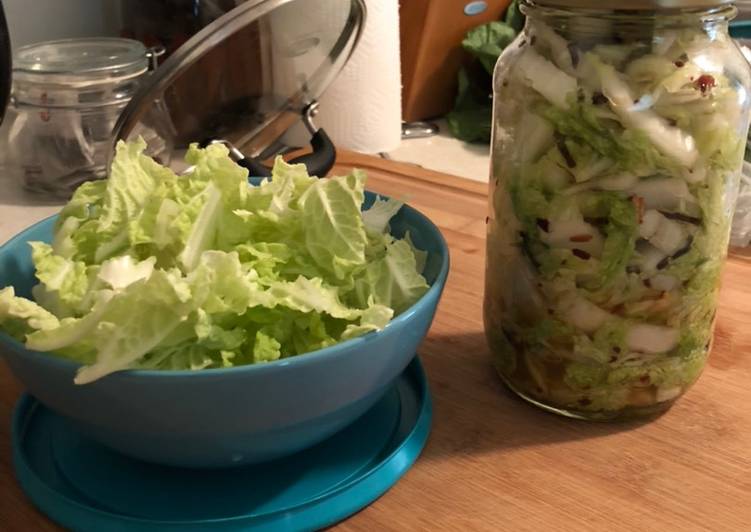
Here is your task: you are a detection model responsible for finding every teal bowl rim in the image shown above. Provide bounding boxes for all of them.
[0,203,450,380]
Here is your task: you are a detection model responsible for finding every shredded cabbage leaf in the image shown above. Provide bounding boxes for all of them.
[0,139,430,384]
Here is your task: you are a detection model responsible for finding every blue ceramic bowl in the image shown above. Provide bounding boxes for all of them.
[0,191,449,468]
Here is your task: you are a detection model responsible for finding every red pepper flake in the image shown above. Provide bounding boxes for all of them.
[485,216,490,225]
[674,60,685,67]
[695,74,716,94]
[632,196,645,221]
[639,375,651,385]
[572,249,591,260]
[570,234,593,243]
[40,92,50,123]
[643,279,652,288]
[613,346,622,354]
[536,218,550,232]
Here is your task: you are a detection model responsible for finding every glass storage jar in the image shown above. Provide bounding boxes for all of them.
[484,0,751,420]
[3,38,169,198]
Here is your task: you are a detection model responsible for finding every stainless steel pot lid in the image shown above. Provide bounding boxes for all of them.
[111,0,366,162]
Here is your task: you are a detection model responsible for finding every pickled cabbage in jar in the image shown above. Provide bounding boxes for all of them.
[484,11,751,419]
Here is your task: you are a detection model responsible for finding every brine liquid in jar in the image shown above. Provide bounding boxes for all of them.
[484,0,751,420]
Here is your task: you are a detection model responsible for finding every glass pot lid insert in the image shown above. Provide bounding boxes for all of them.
[112,0,366,174]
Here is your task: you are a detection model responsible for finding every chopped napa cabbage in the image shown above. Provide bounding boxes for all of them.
[361,197,404,234]
[564,359,608,390]
[575,192,638,287]
[353,238,429,314]
[489,24,744,415]
[628,177,700,216]
[677,259,721,334]
[29,242,91,317]
[532,22,576,75]
[593,55,699,167]
[606,350,706,389]
[519,318,574,350]
[592,43,643,68]
[98,255,156,291]
[300,172,369,280]
[540,100,674,174]
[518,111,555,163]
[515,47,577,109]
[694,117,745,172]
[592,319,628,356]
[565,330,706,393]
[0,140,430,383]
[625,323,680,354]
[558,294,612,334]
[0,287,61,341]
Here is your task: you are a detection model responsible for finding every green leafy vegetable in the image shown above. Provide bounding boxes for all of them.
[0,287,60,340]
[353,238,429,314]
[0,140,430,383]
[300,172,368,279]
[447,3,525,143]
[463,22,517,75]
[362,197,404,234]
[446,68,494,143]
[504,0,524,33]
[29,242,91,317]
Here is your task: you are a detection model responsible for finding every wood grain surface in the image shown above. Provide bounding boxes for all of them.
[2,152,750,531]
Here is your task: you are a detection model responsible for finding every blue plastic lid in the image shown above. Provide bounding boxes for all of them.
[12,358,432,531]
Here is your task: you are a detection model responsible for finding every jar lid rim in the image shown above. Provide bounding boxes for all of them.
[527,0,734,9]
[13,38,148,77]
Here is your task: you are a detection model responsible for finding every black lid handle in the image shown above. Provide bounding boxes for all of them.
[208,102,336,178]
[235,126,336,178]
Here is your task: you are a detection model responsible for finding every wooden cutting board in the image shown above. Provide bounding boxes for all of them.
[2,152,750,531]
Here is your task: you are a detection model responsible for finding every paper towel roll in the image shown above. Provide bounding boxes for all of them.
[282,0,402,154]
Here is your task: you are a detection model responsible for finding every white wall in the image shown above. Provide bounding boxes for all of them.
[3,0,122,49]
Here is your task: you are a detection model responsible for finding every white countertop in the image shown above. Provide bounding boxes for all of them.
[387,120,490,183]
[0,168,64,246]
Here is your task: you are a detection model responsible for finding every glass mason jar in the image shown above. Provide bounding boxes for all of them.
[3,38,170,199]
[484,0,751,420]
